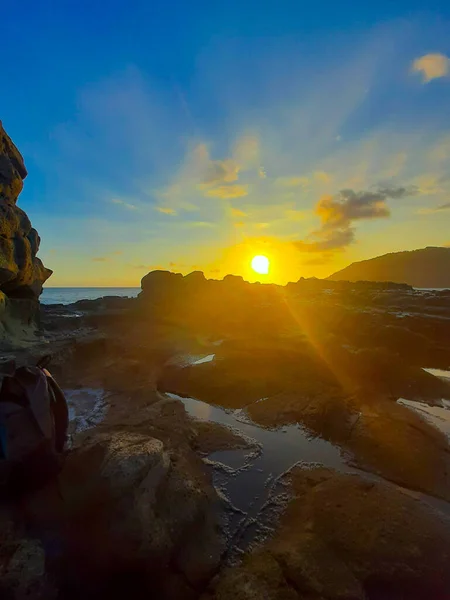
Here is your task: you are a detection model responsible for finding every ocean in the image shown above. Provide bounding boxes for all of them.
[41,287,141,305]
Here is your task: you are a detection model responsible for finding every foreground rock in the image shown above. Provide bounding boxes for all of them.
[203,468,450,600]
[55,427,223,599]
[0,122,52,346]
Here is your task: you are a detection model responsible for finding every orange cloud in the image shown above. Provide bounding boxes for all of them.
[411,53,450,82]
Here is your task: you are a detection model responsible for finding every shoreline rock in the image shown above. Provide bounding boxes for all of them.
[0,122,52,347]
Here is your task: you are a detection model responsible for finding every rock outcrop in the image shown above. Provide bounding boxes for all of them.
[0,122,52,344]
[203,468,450,599]
[53,429,224,599]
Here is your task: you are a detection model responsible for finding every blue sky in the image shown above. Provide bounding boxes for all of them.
[2,1,450,285]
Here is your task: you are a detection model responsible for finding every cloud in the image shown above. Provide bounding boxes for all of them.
[314,171,332,183]
[161,136,265,203]
[418,202,450,215]
[184,221,216,228]
[296,185,417,252]
[132,264,163,270]
[295,228,356,252]
[275,176,309,187]
[230,207,247,217]
[411,53,450,82]
[302,253,334,266]
[316,186,416,228]
[205,184,249,199]
[111,198,138,210]
[285,209,307,221]
[92,256,109,262]
[233,136,260,167]
[255,222,270,229]
[155,206,177,215]
[202,158,240,185]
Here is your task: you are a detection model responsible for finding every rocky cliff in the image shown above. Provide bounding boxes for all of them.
[328,246,450,287]
[0,121,52,345]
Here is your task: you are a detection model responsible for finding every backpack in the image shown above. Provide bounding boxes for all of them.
[0,365,68,463]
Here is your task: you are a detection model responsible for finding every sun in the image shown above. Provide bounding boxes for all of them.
[251,255,270,275]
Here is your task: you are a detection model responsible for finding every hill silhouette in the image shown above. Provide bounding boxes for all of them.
[328,246,450,287]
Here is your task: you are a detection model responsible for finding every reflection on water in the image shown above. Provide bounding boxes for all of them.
[423,368,450,380]
[171,391,450,551]
[192,354,216,365]
[167,392,346,548]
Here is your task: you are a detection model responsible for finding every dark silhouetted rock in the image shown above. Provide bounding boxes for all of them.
[329,246,450,288]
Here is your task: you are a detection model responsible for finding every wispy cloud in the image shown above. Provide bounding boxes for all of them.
[92,256,109,262]
[230,207,247,217]
[184,221,216,228]
[111,198,138,210]
[314,171,332,184]
[285,209,308,221]
[275,176,309,187]
[411,53,450,83]
[155,206,177,215]
[202,157,240,185]
[417,202,450,215]
[205,184,248,199]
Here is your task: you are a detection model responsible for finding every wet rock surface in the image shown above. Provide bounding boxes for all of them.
[2,270,450,599]
[202,468,450,600]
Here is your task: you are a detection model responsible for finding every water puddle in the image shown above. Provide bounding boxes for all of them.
[169,391,450,554]
[192,354,216,365]
[65,388,107,435]
[423,368,450,380]
[165,353,216,368]
[166,392,346,550]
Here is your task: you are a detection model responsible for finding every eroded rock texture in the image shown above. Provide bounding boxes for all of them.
[0,121,52,344]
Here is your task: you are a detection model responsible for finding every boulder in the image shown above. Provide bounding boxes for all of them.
[54,429,224,598]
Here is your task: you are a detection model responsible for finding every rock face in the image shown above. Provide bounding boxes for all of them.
[0,122,52,343]
[54,427,224,599]
[204,468,450,600]
[328,246,450,287]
